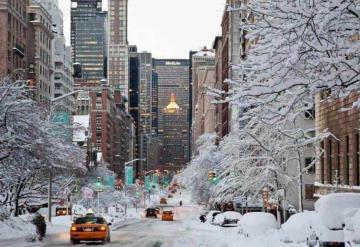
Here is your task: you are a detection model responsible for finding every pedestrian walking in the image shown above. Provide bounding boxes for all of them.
[179,200,182,207]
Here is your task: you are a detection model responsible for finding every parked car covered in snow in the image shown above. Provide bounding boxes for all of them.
[213,211,242,227]
[280,211,314,243]
[239,212,278,237]
[344,208,360,246]
[205,210,221,224]
[306,193,360,247]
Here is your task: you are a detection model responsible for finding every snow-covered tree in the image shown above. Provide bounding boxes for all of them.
[179,134,220,204]
[0,71,86,216]
[228,0,360,111]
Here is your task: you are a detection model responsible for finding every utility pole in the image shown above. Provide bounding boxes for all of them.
[48,90,82,223]
[48,168,53,222]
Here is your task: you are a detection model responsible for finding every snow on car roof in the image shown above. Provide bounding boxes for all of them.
[315,193,360,229]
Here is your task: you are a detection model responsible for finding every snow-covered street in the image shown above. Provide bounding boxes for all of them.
[0,191,310,247]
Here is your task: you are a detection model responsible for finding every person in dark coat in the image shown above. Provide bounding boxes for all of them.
[199,214,206,223]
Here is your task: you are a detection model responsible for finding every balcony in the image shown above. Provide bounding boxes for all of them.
[12,44,25,58]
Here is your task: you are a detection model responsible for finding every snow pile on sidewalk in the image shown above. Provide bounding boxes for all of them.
[0,216,36,240]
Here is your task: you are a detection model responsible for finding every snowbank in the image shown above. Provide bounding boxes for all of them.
[0,215,36,240]
[239,212,278,237]
[280,211,314,243]
[315,193,360,229]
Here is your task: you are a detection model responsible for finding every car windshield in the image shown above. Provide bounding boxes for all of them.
[164,211,172,214]
[75,217,105,224]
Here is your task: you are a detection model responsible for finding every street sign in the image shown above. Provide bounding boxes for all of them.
[106,176,115,188]
[145,176,151,190]
[125,166,134,185]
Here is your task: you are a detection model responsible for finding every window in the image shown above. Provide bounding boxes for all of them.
[320,141,325,184]
[356,134,360,186]
[345,136,350,185]
[305,185,315,200]
[305,107,315,119]
[305,157,315,173]
[328,139,333,184]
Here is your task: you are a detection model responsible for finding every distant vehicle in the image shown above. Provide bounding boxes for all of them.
[160,198,167,204]
[171,189,177,194]
[145,208,157,218]
[239,212,278,237]
[205,210,221,224]
[56,206,71,216]
[70,215,111,244]
[161,211,174,221]
[168,194,173,198]
[221,202,235,212]
[213,211,242,227]
[306,193,360,247]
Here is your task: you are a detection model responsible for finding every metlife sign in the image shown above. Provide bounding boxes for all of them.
[165,61,181,66]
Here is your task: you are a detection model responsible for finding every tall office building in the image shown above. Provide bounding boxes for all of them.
[153,59,190,168]
[151,71,159,133]
[0,0,28,77]
[71,0,106,84]
[160,93,188,171]
[108,0,129,101]
[128,45,140,174]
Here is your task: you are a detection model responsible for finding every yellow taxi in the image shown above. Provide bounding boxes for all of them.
[70,214,111,244]
[161,210,174,221]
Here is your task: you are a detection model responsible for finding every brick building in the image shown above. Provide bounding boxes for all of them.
[315,91,360,195]
[89,86,134,176]
[0,0,28,77]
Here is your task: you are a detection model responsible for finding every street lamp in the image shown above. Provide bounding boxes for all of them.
[47,90,82,223]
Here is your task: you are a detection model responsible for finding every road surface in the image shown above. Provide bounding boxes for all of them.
[41,204,201,247]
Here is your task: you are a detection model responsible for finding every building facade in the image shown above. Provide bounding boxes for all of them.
[27,2,54,105]
[153,59,190,166]
[160,94,188,171]
[71,0,106,84]
[190,49,216,154]
[39,0,74,114]
[107,0,128,100]
[89,86,133,176]
[315,92,360,195]
[0,0,28,77]
[212,36,224,138]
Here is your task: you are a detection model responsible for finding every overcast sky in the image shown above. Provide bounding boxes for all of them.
[59,0,225,59]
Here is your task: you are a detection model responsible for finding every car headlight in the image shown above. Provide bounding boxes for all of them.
[71,226,77,231]
[99,226,107,231]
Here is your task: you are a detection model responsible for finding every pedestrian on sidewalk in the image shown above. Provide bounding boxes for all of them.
[179,200,182,207]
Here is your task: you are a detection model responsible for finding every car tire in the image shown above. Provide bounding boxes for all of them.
[71,239,79,245]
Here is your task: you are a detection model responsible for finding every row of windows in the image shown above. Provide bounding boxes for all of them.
[320,134,360,186]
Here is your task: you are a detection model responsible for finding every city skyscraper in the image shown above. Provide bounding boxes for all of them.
[153,59,190,168]
[108,0,129,101]
[160,93,188,171]
[71,0,106,84]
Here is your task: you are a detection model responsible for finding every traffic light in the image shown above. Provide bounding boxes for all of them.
[208,171,219,184]
[208,171,215,181]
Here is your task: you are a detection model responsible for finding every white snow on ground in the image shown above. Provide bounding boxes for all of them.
[0,215,36,240]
